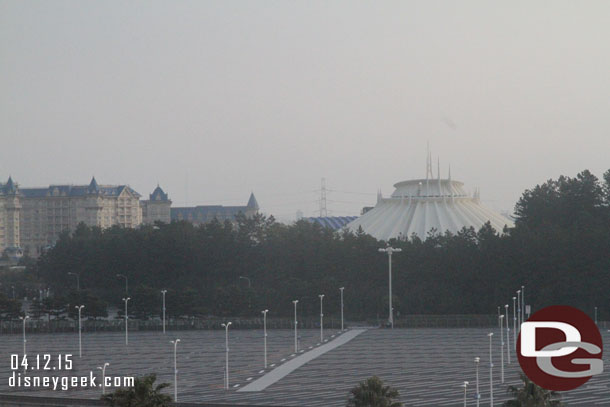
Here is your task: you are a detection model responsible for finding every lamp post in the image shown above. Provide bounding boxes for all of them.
[319,294,325,342]
[122,297,131,345]
[19,315,29,356]
[512,296,517,347]
[339,287,345,331]
[97,363,109,395]
[67,272,80,291]
[378,246,401,328]
[116,274,128,294]
[521,285,525,323]
[595,307,598,325]
[170,339,180,401]
[474,357,480,407]
[161,290,167,334]
[221,322,232,390]
[262,309,268,368]
[516,290,521,328]
[505,304,510,364]
[488,332,494,407]
[499,315,504,383]
[75,305,85,358]
[461,381,469,407]
[292,300,298,352]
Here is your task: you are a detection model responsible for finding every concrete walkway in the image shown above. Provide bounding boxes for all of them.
[238,328,368,392]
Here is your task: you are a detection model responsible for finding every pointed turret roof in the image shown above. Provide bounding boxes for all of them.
[2,176,17,194]
[88,176,99,193]
[247,192,259,210]
[6,176,16,191]
[150,185,169,201]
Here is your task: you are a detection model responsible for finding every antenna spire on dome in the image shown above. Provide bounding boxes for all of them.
[437,157,440,180]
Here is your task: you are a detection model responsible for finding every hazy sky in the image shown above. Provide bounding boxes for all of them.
[2,1,609,221]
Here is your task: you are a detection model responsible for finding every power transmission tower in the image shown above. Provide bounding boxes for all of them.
[319,178,328,217]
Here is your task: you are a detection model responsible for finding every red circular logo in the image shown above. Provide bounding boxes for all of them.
[517,305,603,391]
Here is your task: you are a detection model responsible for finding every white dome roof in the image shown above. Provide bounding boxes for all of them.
[344,177,513,241]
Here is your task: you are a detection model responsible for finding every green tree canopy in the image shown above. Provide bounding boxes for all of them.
[346,376,402,407]
[29,168,610,320]
[503,372,563,407]
[101,374,171,407]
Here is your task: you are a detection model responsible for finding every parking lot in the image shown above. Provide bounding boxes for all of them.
[1,327,608,406]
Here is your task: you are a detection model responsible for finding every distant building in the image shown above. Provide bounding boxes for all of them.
[344,155,513,241]
[141,185,172,224]
[18,177,142,256]
[0,177,21,254]
[171,193,259,225]
[1,175,257,256]
[304,216,358,230]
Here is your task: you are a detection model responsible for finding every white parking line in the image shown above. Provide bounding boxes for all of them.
[238,329,367,392]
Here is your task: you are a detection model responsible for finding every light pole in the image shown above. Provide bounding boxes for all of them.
[339,287,345,331]
[292,300,298,352]
[97,363,109,395]
[116,274,128,294]
[505,304,510,364]
[319,294,325,342]
[262,309,268,368]
[595,307,598,325]
[67,272,80,291]
[161,290,167,334]
[170,339,180,401]
[221,322,232,390]
[462,381,469,407]
[512,296,517,347]
[521,285,525,323]
[378,246,402,328]
[122,297,131,345]
[474,357,480,407]
[488,332,494,407]
[19,315,29,356]
[516,290,521,328]
[75,305,85,358]
[499,315,504,383]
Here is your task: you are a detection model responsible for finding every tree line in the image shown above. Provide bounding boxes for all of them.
[4,169,608,322]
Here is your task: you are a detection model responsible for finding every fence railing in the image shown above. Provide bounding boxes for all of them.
[2,316,606,335]
[0,317,329,335]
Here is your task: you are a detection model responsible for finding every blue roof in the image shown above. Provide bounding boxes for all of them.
[171,205,253,221]
[171,194,258,222]
[0,176,18,195]
[305,216,358,230]
[149,185,169,201]
[247,192,259,210]
[19,180,140,198]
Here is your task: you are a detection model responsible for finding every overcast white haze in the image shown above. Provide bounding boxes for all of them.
[1,1,609,222]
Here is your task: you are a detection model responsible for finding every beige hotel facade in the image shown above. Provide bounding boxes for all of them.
[0,177,170,257]
[0,176,258,257]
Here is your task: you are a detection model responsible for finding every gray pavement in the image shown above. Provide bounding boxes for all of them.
[0,327,608,406]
